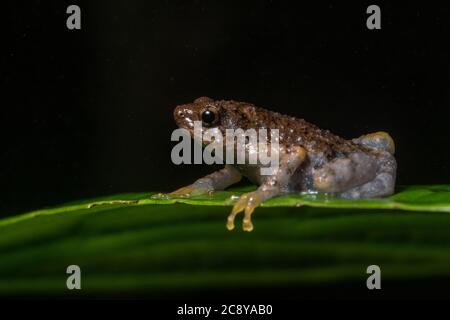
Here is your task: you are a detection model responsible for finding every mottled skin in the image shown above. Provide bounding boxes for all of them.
[166,97,397,231]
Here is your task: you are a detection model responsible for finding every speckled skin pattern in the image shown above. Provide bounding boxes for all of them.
[171,97,397,231]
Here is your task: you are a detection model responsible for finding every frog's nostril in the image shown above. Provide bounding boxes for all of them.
[174,107,185,118]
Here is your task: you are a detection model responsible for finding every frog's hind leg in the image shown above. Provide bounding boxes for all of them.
[352,131,395,155]
[340,152,397,199]
[336,131,396,198]
[313,152,378,193]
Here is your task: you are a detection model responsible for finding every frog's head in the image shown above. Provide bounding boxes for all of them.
[174,96,257,139]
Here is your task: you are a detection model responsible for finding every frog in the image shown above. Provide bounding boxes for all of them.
[159,96,397,232]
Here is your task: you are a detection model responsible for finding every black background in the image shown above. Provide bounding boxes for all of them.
[3,1,450,217]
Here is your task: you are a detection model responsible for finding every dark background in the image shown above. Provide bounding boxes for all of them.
[3,0,450,217]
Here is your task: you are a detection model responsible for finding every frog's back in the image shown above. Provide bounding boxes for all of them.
[224,100,367,159]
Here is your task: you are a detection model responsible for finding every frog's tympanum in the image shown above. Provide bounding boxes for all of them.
[168,97,396,231]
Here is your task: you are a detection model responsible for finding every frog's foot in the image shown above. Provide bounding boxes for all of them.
[151,184,212,199]
[87,199,139,209]
[353,131,395,155]
[227,191,262,232]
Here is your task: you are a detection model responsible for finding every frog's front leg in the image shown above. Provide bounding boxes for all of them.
[226,186,278,232]
[227,146,306,232]
[158,165,242,198]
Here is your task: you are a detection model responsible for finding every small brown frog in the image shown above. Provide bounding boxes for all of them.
[165,97,396,232]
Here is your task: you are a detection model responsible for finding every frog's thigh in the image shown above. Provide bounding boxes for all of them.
[340,153,396,199]
[313,152,377,193]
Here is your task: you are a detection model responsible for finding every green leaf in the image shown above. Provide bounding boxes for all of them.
[0,185,450,297]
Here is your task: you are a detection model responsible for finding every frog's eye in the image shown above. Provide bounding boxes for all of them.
[201,106,219,126]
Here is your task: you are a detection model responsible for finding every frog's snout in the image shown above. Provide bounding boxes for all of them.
[174,105,189,127]
[174,104,197,131]
[174,105,185,120]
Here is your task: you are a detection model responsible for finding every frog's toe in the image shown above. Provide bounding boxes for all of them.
[150,192,171,200]
[151,185,211,199]
[87,199,138,208]
[170,185,198,197]
[227,192,262,232]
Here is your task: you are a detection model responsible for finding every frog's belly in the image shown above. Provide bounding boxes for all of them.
[233,163,316,192]
[234,164,265,186]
